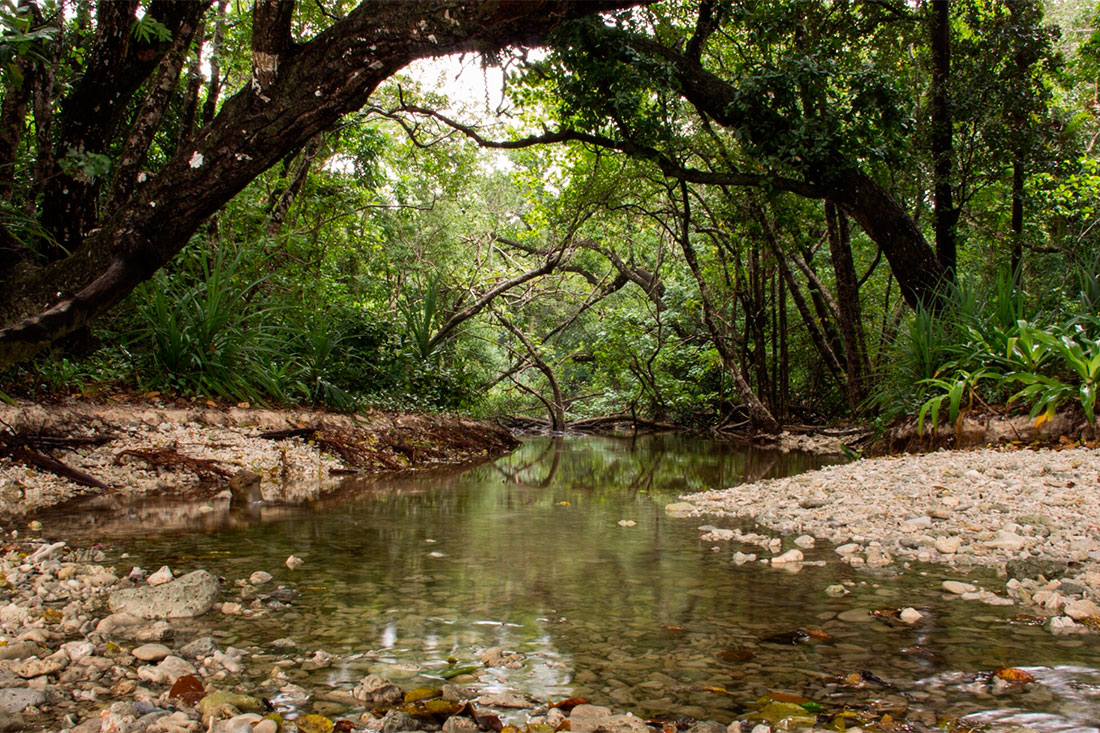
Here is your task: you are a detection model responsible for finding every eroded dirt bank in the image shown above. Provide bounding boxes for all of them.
[0,398,519,516]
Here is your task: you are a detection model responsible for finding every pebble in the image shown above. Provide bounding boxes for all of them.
[132,643,172,662]
[147,565,174,586]
[793,535,815,549]
[1064,598,1100,620]
[770,549,803,565]
[285,555,303,570]
[943,580,978,595]
[934,536,960,554]
[248,571,272,585]
[900,607,923,624]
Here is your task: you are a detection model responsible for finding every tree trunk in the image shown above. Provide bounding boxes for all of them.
[0,0,636,371]
[825,201,868,412]
[931,0,957,278]
[678,183,779,432]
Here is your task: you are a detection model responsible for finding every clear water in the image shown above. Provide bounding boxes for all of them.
[40,435,1100,730]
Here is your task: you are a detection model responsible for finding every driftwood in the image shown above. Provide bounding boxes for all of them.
[258,427,318,440]
[114,447,232,480]
[0,424,114,490]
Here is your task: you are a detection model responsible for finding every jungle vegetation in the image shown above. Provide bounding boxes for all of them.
[2,0,1100,434]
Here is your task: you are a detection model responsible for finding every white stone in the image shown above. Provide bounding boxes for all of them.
[935,536,961,554]
[943,580,978,594]
[147,566,173,586]
[1064,598,1100,620]
[987,530,1027,552]
[835,543,861,555]
[771,549,804,565]
[900,607,923,623]
[617,520,636,527]
[794,535,815,549]
[132,643,171,662]
[248,571,272,585]
[285,555,303,570]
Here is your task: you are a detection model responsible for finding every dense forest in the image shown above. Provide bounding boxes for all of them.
[2,0,1100,435]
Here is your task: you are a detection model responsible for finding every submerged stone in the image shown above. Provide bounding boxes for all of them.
[108,570,219,619]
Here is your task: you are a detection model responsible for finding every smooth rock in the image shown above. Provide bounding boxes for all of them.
[771,549,803,565]
[664,503,695,517]
[132,644,172,662]
[0,641,40,661]
[935,537,961,554]
[477,691,532,708]
[987,530,1027,552]
[835,543,861,555]
[943,580,978,595]
[108,570,219,619]
[1064,598,1100,620]
[147,566,174,586]
[900,607,923,624]
[793,535,815,549]
[285,555,303,570]
[249,571,273,585]
[824,584,848,597]
[0,688,44,714]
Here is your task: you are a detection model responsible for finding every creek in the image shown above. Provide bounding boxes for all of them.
[40,435,1100,731]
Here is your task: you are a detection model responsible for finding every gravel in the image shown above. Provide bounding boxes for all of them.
[685,445,1100,601]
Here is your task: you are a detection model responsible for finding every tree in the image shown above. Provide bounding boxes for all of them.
[0,0,637,371]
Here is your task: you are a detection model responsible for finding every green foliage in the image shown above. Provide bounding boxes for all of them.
[130,248,292,404]
[0,0,56,88]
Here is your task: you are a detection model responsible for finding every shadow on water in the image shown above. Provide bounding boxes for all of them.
[35,435,1100,730]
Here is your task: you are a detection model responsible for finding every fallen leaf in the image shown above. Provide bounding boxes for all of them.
[168,674,204,706]
[765,691,809,705]
[994,667,1036,684]
[804,628,833,641]
[551,698,589,712]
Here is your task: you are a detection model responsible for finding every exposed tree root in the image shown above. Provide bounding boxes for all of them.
[114,446,233,480]
[0,425,114,490]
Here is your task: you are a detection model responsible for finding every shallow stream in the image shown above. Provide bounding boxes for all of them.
[42,435,1100,730]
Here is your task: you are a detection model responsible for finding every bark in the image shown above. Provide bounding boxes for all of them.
[106,2,212,212]
[497,314,566,432]
[594,28,950,308]
[930,0,957,277]
[678,183,779,432]
[756,207,846,389]
[0,0,638,371]
[251,0,296,99]
[201,0,229,127]
[825,201,868,412]
[176,21,206,150]
[39,0,204,259]
[266,135,324,237]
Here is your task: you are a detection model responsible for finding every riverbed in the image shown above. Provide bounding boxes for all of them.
[10,435,1100,732]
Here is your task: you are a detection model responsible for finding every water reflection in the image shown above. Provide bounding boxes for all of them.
[36,435,1100,729]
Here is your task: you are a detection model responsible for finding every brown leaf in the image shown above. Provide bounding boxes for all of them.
[168,674,205,706]
[804,628,833,641]
[551,698,589,712]
[995,667,1036,684]
[765,690,809,705]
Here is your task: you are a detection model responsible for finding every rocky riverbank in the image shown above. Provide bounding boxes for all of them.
[681,445,1100,634]
[0,398,519,516]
